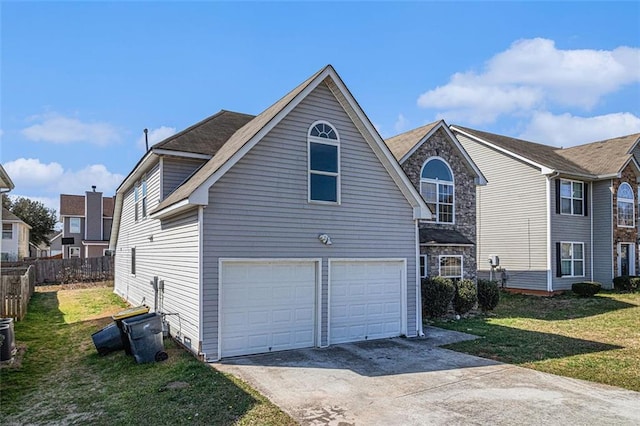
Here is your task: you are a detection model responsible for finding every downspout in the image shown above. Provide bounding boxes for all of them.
[197,205,206,360]
[546,172,559,293]
[415,221,424,337]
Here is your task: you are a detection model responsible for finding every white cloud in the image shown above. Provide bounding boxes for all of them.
[417,38,640,124]
[394,114,409,133]
[519,111,640,147]
[22,113,121,146]
[3,158,124,201]
[137,126,177,150]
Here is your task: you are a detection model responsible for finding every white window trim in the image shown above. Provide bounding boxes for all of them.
[560,241,585,278]
[420,157,455,224]
[307,120,341,205]
[69,246,81,258]
[2,223,13,240]
[438,255,463,279]
[69,217,81,234]
[617,182,634,228]
[559,179,584,216]
[419,255,428,278]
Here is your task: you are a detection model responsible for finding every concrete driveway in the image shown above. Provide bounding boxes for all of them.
[213,327,640,425]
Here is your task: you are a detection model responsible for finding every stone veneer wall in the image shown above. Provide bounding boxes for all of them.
[400,127,477,280]
[612,163,639,276]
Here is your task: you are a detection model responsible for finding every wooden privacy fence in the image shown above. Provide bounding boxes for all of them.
[31,256,115,284]
[1,265,35,320]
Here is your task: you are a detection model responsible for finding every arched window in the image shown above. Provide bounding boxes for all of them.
[308,121,340,203]
[421,158,454,223]
[617,182,634,227]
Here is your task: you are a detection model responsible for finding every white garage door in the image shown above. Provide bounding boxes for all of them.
[220,260,317,358]
[329,260,404,344]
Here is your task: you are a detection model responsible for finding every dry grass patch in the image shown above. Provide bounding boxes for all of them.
[1,285,295,425]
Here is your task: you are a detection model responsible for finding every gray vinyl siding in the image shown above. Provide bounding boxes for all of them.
[114,161,201,352]
[162,157,206,199]
[63,216,85,258]
[593,180,614,287]
[201,82,418,360]
[457,134,549,291]
[103,218,112,240]
[549,178,592,290]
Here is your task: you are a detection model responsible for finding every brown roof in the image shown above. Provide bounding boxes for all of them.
[385,121,440,160]
[153,110,255,156]
[558,133,640,176]
[452,126,593,176]
[60,194,115,217]
[60,194,85,216]
[154,66,326,213]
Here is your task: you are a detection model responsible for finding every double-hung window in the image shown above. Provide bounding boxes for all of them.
[559,242,584,277]
[560,179,583,215]
[69,217,81,234]
[617,182,634,227]
[439,255,463,281]
[2,224,12,239]
[308,121,340,203]
[420,255,428,278]
[421,158,454,223]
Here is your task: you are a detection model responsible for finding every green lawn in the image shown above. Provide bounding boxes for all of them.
[433,291,640,391]
[0,284,295,425]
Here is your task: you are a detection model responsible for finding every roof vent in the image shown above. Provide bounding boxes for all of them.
[92,185,96,192]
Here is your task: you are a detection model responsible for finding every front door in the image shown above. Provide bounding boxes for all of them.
[620,243,634,276]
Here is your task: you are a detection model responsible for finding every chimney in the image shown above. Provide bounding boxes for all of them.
[92,185,96,192]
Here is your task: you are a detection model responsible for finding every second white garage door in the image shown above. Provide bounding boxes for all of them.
[329,259,405,344]
[220,260,317,358]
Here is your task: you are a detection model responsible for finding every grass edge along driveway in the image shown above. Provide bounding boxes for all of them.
[433,291,640,392]
[0,284,296,426]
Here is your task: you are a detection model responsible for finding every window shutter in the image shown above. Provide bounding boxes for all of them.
[555,179,561,214]
[583,183,589,216]
[556,242,562,277]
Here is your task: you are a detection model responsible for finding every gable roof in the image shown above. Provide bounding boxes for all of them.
[452,126,640,179]
[149,65,430,221]
[385,122,439,160]
[2,207,31,228]
[60,194,115,217]
[557,133,640,177]
[153,110,255,156]
[385,120,487,185]
[0,164,14,191]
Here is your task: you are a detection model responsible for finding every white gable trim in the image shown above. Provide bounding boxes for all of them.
[152,149,212,160]
[164,66,431,221]
[451,126,555,175]
[400,122,487,186]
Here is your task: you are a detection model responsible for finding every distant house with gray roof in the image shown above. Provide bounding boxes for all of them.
[452,126,640,293]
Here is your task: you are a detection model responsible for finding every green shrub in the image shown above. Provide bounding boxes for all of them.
[571,281,601,297]
[453,279,477,315]
[613,276,640,292]
[477,279,500,312]
[422,276,455,318]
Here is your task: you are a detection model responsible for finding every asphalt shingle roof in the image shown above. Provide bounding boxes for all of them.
[419,228,473,245]
[385,121,440,160]
[558,133,640,176]
[60,194,115,217]
[152,110,256,156]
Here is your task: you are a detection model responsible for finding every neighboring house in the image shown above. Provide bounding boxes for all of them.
[110,65,431,361]
[29,231,62,258]
[2,207,31,261]
[452,126,640,293]
[60,188,115,258]
[385,121,487,282]
[1,164,16,260]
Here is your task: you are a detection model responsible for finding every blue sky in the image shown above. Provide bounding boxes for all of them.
[1,1,639,215]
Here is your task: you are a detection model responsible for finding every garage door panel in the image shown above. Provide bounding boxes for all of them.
[221,261,317,358]
[330,260,404,345]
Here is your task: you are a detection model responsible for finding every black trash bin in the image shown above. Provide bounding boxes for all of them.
[112,306,150,355]
[122,313,168,364]
[91,323,124,355]
[0,318,16,362]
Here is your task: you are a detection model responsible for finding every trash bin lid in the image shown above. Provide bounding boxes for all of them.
[112,305,150,320]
